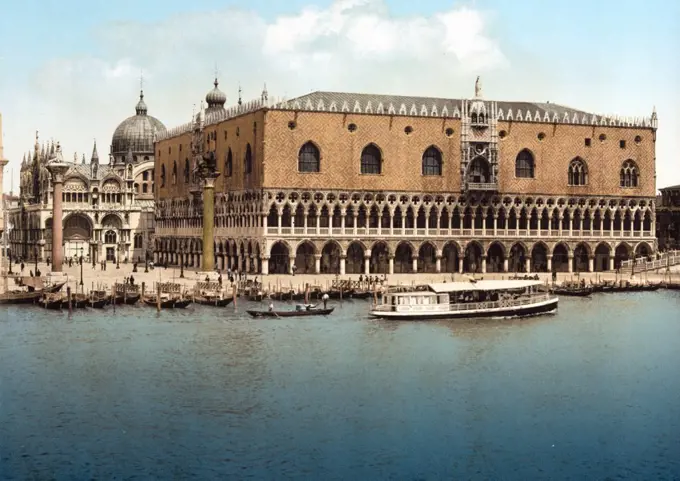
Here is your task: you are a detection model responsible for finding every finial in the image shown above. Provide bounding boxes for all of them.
[82,153,86,164]
[238,84,242,106]
[261,83,269,102]
[474,76,482,98]
[140,69,144,95]
[73,152,77,163]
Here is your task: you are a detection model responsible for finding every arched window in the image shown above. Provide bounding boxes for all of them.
[360,144,382,174]
[568,158,588,186]
[515,149,535,178]
[244,144,252,174]
[468,157,491,183]
[298,142,320,172]
[160,165,166,187]
[104,230,117,244]
[184,158,190,183]
[422,146,442,176]
[172,161,177,185]
[134,234,143,249]
[620,160,639,187]
[225,149,233,177]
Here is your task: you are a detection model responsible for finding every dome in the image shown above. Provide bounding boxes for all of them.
[205,78,227,111]
[110,91,166,157]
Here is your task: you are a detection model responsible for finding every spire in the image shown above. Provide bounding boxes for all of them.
[82,153,86,165]
[73,152,78,163]
[238,84,242,106]
[34,130,39,153]
[261,83,269,103]
[91,139,99,164]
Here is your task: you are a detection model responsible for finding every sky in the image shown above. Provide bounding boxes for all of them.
[1,0,678,193]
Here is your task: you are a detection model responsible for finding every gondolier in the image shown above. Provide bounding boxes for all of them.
[322,293,329,309]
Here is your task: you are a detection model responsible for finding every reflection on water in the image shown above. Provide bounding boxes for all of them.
[1,293,680,480]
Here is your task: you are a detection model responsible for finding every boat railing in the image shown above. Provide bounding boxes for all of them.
[372,292,555,312]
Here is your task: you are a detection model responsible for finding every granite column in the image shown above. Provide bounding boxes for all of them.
[201,173,219,272]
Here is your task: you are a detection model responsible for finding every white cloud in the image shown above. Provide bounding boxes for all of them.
[1,0,674,191]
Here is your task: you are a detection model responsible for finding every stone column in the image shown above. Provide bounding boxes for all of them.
[288,256,295,275]
[435,256,442,273]
[547,255,553,272]
[503,258,509,273]
[588,256,594,273]
[481,257,487,274]
[458,257,463,274]
[340,256,346,275]
[388,256,394,275]
[46,161,70,273]
[314,254,321,274]
[525,257,531,273]
[364,252,370,274]
[411,257,417,273]
[201,174,219,272]
[567,255,573,273]
[609,257,615,271]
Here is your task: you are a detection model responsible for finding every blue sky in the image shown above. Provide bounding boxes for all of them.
[1,0,678,190]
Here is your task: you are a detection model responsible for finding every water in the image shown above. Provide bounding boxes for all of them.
[1,293,679,480]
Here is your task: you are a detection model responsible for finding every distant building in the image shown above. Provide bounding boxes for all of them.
[8,91,165,264]
[0,113,9,263]
[153,78,658,275]
[657,185,680,249]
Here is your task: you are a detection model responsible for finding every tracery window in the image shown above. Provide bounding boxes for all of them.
[160,165,166,187]
[244,144,252,175]
[225,149,233,177]
[360,144,382,174]
[568,158,588,186]
[515,149,535,178]
[620,160,639,187]
[134,234,143,249]
[422,146,442,176]
[104,230,117,244]
[298,142,320,173]
[184,158,190,183]
[172,161,177,185]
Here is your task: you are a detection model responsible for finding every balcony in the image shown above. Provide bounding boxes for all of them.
[467,182,497,191]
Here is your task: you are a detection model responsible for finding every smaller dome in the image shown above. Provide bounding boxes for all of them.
[206,78,227,110]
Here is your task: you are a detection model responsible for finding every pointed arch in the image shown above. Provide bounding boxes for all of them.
[172,160,177,185]
[515,149,535,178]
[422,145,442,176]
[370,241,390,274]
[360,143,382,174]
[321,240,342,274]
[417,241,437,273]
[620,159,639,188]
[298,141,320,173]
[225,148,233,177]
[568,157,588,186]
[244,143,253,174]
[530,242,549,272]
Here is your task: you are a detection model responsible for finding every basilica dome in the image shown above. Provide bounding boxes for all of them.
[110,91,166,159]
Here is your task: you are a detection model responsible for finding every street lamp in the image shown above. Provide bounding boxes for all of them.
[79,246,84,289]
[8,249,12,274]
[144,250,149,273]
[179,245,185,278]
[116,240,121,269]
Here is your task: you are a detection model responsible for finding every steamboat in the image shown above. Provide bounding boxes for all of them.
[369,279,558,320]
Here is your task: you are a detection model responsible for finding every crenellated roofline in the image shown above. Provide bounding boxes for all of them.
[154,90,658,142]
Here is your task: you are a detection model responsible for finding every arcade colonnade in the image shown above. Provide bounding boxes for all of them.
[153,191,657,275]
[154,237,655,276]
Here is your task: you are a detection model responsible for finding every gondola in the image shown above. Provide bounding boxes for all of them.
[112,293,141,305]
[142,297,191,308]
[0,290,43,305]
[40,294,63,310]
[246,306,335,318]
[551,286,593,297]
[194,295,233,307]
[43,281,67,293]
[89,298,108,309]
[61,294,89,309]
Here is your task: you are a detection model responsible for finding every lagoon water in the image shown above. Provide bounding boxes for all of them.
[1,292,679,480]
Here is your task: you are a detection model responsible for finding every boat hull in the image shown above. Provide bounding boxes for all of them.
[247,307,335,318]
[195,296,233,307]
[369,297,558,320]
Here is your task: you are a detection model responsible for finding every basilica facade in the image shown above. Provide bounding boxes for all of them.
[8,91,164,264]
[153,78,658,275]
